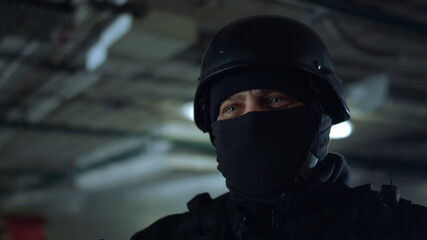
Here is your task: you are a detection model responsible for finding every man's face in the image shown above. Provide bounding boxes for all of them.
[217,89,304,121]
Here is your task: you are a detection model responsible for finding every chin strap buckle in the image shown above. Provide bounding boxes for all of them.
[294,152,319,186]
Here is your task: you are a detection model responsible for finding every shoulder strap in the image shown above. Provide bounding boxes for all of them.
[187,193,214,211]
[341,184,414,240]
[339,184,377,238]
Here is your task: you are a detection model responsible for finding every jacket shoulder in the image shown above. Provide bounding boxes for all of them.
[130,192,230,240]
[405,203,427,240]
[344,184,427,240]
[130,213,186,240]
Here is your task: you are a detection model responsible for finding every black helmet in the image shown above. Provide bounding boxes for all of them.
[194,15,350,132]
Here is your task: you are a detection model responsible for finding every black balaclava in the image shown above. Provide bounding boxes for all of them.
[209,68,333,205]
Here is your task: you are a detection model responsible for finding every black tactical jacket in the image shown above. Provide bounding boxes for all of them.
[131,155,427,240]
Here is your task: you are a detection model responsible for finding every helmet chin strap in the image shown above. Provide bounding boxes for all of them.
[295,152,319,186]
[295,92,325,186]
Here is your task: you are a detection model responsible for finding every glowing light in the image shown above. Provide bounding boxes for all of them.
[85,13,132,71]
[330,121,353,139]
[181,102,194,121]
[86,44,107,71]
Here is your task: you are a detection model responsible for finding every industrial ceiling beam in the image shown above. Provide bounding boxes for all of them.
[0,120,150,138]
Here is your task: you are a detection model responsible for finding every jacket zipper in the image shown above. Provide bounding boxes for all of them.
[272,192,287,239]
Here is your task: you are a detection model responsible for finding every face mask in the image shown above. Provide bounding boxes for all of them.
[211,106,312,205]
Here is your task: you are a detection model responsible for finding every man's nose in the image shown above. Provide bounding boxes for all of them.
[244,100,262,115]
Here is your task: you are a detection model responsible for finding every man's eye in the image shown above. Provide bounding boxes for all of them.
[269,97,282,103]
[225,106,237,112]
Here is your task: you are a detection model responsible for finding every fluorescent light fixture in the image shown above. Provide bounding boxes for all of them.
[75,155,168,191]
[164,153,217,171]
[330,121,353,139]
[99,13,132,47]
[132,173,226,199]
[86,44,107,71]
[181,102,194,121]
[348,73,389,113]
[85,13,133,71]
[75,141,171,191]
[159,123,209,142]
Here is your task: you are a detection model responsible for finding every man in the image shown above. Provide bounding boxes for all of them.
[131,15,427,240]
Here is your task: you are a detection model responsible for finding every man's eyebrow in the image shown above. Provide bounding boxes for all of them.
[224,93,245,102]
